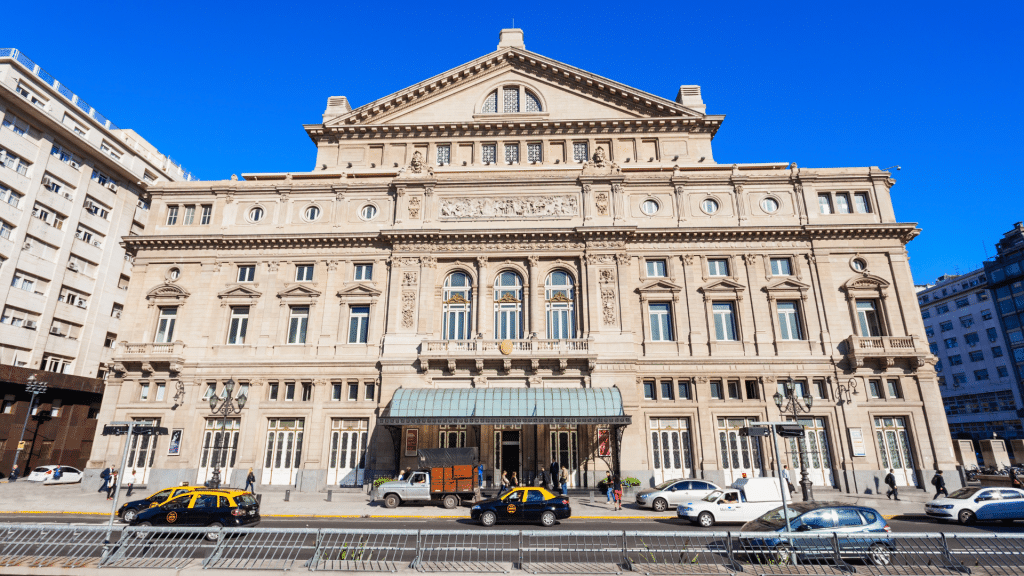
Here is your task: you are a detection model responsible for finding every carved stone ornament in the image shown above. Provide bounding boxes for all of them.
[599,269,615,284]
[169,362,183,374]
[401,291,416,328]
[473,376,487,387]
[439,195,579,220]
[587,254,616,266]
[402,151,434,177]
[759,375,777,386]
[420,255,437,268]
[695,376,710,386]
[112,363,127,375]
[313,379,328,387]
[326,260,339,272]
[615,253,630,265]
[743,254,760,266]
[141,363,155,374]
[444,293,470,305]
[581,147,621,175]
[496,293,521,304]
[595,192,609,216]
[408,196,421,219]
[528,376,542,388]
[601,287,617,325]
[402,271,418,287]
[527,255,540,267]
[394,257,420,267]
[681,254,694,265]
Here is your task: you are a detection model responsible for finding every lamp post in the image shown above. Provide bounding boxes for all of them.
[208,378,245,488]
[773,377,815,501]
[12,375,48,475]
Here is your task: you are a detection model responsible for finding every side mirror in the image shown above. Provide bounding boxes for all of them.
[796,524,812,532]
[669,487,677,492]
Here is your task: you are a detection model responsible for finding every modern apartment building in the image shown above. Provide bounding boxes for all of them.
[87,29,956,496]
[916,269,1022,457]
[983,223,1024,435]
[0,48,193,379]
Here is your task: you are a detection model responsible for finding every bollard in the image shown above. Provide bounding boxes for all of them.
[256,494,262,505]
[285,489,290,501]
[589,490,594,504]
[327,489,332,502]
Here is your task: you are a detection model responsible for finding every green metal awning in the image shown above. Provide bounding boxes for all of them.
[378,387,631,425]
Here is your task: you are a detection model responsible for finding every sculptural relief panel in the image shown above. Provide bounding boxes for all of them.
[439,195,579,220]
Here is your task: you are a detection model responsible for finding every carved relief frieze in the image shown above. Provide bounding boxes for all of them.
[595,192,609,216]
[402,271,418,286]
[601,287,617,325]
[599,269,615,284]
[408,196,421,219]
[401,291,416,328]
[420,255,437,268]
[439,195,579,220]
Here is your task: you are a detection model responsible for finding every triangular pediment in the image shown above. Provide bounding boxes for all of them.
[218,284,262,299]
[843,274,890,291]
[700,278,747,292]
[277,284,322,299]
[337,283,383,298]
[638,279,684,293]
[764,278,811,292]
[323,48,703,128]
[146,282,190,300]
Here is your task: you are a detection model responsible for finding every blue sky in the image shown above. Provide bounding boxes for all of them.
[6,0,1021,283]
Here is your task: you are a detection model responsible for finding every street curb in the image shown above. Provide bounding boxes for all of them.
[0,511,910,521]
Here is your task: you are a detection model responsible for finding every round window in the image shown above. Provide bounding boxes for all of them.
[761,197,779,213]
[168,267,180,281]
[249,207,264,222]
[304,206,320,221]
[701,198,720,214]
[641,199,659,216]
[360,204,378,221]
[852,258,867,272]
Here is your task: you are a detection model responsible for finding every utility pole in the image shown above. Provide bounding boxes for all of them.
[100,422,167,546]
[12,375,48,475]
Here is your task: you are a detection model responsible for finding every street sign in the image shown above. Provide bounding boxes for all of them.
[17,441,25,450]
[102,425,129,436]
[740,426,771,437]
[102,424,168,436]
[775,424,806,438]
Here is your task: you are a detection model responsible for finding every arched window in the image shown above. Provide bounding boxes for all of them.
[443,272,473,340]
[545,270,575,339]
[493,271,523,339]
[481,86,542,114]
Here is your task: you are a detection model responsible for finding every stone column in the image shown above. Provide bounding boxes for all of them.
[527,256,542,338]
[475,257,488,338]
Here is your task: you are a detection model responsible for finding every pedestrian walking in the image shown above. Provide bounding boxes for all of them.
[98,466,111,493]
[125,470,137,497]
[559,466,569,496]
[52,465,63,482]
[885,469,899,501]
[9,465,18,483]
[511,471,519,487]
[106,469,118,500]
[245,468,256,493]
[782,465,795,495]
[549,460,559,491]
[477,463,484,488]
[599,472,612,503]
[932,470,948,499]
[500,470,510,494]
[612,476,623,510]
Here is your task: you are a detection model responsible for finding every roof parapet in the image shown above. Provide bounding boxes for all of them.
[676,85,705,114]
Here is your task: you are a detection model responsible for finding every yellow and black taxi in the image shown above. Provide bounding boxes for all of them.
[118,485,205,523]
[471,487,571,527]
[130,488,260,539]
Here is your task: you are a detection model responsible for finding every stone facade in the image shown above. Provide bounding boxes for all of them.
[86,30,956,495]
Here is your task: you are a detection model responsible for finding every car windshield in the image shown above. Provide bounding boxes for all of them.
[947,487,980,499]
[753,503,819,528]
[654,479,680,490]
[703,490,724,502]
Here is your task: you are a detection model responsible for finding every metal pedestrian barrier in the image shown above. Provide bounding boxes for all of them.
[0,524,1023,573]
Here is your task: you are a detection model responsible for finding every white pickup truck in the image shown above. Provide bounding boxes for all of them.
[677,477,786,527]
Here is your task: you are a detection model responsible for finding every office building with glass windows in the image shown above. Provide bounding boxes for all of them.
[85,30,956,494]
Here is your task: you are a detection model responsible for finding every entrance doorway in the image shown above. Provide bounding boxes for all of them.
[875,417,918,487]
[262,418,304,485]
[495,429,520,482]
[124,418,159,485]
[786,417,834,487]
[197,418,239,485]
[650,418,694,484]
[717,417,765,485]
[327,419,367,487]
[550,426,579,487]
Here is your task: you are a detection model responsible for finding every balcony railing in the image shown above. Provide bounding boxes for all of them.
[422,338,591,355]
[119,342,184,356]
[844,335,926,368]
[112,341,186,375]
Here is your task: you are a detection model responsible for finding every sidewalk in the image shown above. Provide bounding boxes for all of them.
[0,481,927,520]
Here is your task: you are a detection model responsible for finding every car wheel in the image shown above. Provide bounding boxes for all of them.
[697,512,715,527]
[541,511,556,527]
[773,544,796,565]
[958,509,977,526]
[134,521,152,540]
[205,522,224,541]
[442,495,459,509]
[867,543,892,566]
[384,494,401,509]
[652,498,668,512]
[122,508,139,523]
[480,511,497,527]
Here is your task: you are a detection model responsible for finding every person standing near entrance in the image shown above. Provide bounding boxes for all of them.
[885,469,899,500]
[8,465,17,482]
[559,466,569,496]
[510,471,519,488]
[932,470,948,499]
[106,469,118,500]
[125,470,137,497]
[549,460,559,491]
[477,463,484,488]
[500,470,510,494]
[782,465,795,495]
[600,472,612,503]
[245,468,256,493]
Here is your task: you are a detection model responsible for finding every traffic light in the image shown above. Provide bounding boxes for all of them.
[775,424,805,438]
[740,426,771,437]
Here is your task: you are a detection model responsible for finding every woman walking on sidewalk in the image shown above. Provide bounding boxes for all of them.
[611,476,623,511]
[245,468,256,493]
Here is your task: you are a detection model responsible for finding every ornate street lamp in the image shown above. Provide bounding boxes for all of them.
[773,377,815,501]
[13,375,48,474]
[208,378,246,488]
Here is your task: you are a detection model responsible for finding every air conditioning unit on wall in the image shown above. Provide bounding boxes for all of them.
[50,326,61,335]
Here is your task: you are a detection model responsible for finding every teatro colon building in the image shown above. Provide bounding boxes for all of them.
[87,29,957,496]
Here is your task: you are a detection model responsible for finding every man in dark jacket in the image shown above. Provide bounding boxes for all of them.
[884,469,899,501]
[549,460,560,490]
[932,470,948,499]
[98,466,111,493]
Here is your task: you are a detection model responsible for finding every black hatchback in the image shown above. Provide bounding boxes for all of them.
[471,487,571,527]
[131,489,260,540]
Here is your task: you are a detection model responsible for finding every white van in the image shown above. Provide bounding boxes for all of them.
[677,477,786,527]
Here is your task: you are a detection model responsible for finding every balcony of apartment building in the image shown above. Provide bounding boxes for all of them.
[418,337,596,374]
[842,335,928,369]
[110,340,186,376]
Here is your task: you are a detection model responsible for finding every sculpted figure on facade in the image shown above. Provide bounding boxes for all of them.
[581,146,621,175]
[439,195,579,219]
[401,291,416,328]
[408,196,421,219]
[595,191,609,216]
[601,287,616,325]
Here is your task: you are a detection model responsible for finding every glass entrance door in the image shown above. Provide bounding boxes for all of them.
[125,418,159,484]
[327,419,367,487]
[717,417,764,485]
[875,417,918,487]
[262,419,303,485]
[494,427,521,483]
[197,418,239,485]
[650,418,694,484]
[786,417,834,487]
[550,426,579,487]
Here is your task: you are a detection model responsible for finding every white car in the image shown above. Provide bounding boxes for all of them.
[635,479,720,511]
[26,465,83,484]
[925,486,1024,525]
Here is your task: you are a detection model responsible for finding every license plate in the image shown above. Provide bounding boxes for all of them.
[249,510,256,516]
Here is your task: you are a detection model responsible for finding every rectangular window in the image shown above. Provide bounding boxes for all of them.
[969,350,985,362]
[269,383,279,401]
[937,304,950,314]
[777,301,802,340]
[366,382,376,401]
[956,298,970,309]
[853,192,871,213]
[952,373,968,385]
[977,291,989,302]
[868,380,883,399]
[965,332,980,346]
[710,380,724,399]
[660,379,674,400]
[301,383,312,401]
[295,265,314,282]
[182,205,195,225]
[922,310,931,319]
[288,307,309,344]
[926,327,935,337]
[354,264,373,281]
[227,306,249,345]
[42,356,71,374]
[572,142,589,163]
[331,384,341,401]
[0,221,12,240]
[200,205,212,225]
[856,300,882,337]
[713,302,738,341]
[727,381,742,399]
[436,144,450,166]
[643,379,655,400]
[745,379,761,400]
[166,206,178,225]
[945,337,959,349]
[949,354,963,366]
[975,369,990,381]
[285,383,295,401]
[993,346,1004,358]
[960,315,974,328]
[348,306,369,344]
[648,303,673,341]
[940,321,954,332]
[708,259,729,276]
[2,113,29,136]
[646,259,667,277]
[504,143,519,164]
[348,383,359,401]
[140,383,150,401]
[482,144,496,164]
[818,194,833,214]
[987,327,999,342]
[770,258,792,275]
[155,307,177,343]
[156,383,166,401]
[998,366,1010,378]
[835,193,851,214]
[527,143,542,163]
[886,379,902,399]
[237,265,255,282]
[677,380,691,400]
[813,379,828,400]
